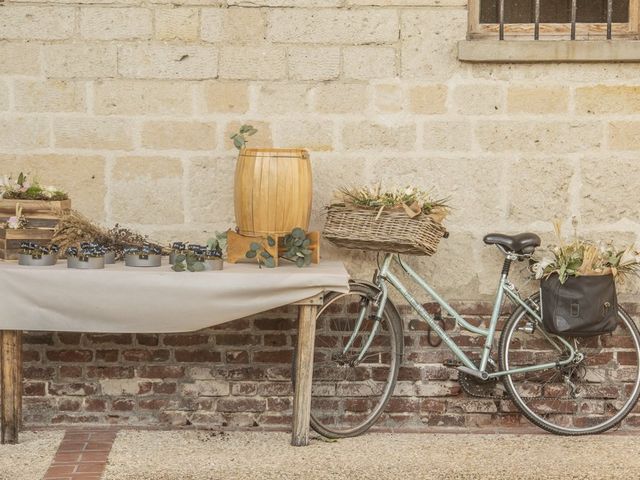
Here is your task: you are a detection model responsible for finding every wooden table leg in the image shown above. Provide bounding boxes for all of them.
[291,303,319,447]
[1,330,22,444]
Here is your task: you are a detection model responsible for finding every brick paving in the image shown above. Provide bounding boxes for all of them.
[41,428,118,480]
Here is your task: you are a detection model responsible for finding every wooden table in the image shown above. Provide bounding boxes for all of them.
[0,293,323,446]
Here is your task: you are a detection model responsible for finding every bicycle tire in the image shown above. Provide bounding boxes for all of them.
[499,293,640,435]
[292,282,403,439]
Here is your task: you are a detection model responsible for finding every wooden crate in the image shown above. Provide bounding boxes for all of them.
[226,230,320,267]
[0,199,71,260]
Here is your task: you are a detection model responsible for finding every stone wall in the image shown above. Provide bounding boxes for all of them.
[2,0,640,430]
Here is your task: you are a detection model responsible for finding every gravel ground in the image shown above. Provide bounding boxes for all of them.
[0,430,63,480]
[103,430,640,480]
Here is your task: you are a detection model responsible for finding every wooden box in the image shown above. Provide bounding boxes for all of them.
[0,199,71,260]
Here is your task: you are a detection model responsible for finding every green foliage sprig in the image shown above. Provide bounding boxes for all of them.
[230,124,258,150]
[282,228,313,267]
[246,236,276,268]
[245,228,313,268]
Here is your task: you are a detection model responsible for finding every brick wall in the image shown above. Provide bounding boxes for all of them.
[2,0,640,429]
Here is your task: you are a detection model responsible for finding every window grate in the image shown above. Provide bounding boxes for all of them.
[494,0,617,40]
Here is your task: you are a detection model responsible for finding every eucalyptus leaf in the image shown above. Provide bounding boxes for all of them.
[246,250,257,259]
[264,257,276,268]
[267,236,276,247]
[296,257,305,268]
[250,242,261,251]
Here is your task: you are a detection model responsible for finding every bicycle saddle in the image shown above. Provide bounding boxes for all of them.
[483,232,541,254]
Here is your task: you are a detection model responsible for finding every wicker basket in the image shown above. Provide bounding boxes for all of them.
[323,205,447,256]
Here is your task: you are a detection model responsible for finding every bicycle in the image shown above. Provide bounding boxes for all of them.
[304,232,640,438]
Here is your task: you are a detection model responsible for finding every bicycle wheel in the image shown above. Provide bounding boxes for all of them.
[302,282,403,438]
[499,294,640,435]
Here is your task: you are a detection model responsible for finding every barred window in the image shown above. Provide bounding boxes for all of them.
[470,0,638,39]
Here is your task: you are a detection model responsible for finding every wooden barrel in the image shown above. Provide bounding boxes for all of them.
[234,148,312,236]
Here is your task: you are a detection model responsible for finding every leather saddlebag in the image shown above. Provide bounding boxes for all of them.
[540,274,618,337]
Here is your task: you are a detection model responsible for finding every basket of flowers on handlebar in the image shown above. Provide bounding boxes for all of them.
[323,185,449,256]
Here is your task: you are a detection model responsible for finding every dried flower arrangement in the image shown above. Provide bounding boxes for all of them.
[531,220,640,284]
[51,210,167,259]
[0,204,28,230]
[336,184,450,222]
[0,173,67,201]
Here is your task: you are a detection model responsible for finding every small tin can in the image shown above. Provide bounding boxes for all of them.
[169,251,178,265]
[104,250,116,264]
[125,253,162,267]
[67,256,105,270]
[202,258,223,271]
[18,253,58,267]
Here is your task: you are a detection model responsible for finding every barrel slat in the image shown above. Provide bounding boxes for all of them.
[234,148,311,236]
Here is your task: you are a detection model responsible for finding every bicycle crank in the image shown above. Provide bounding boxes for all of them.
[458,362,505,399]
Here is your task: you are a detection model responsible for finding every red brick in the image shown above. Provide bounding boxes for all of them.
[253,318,295,330]
[23,381,46,396]
[210,318,250,330]
[47,350,94,362]
[136,333,159,346]
[138,366,185,378]
[96,349,119,362]
[85,399,107,412]
[139,398,170,410]
[112,398,135,411]
[217,398,266,412]
[264,334,288,347]
[49,383,98,396]
[57,332,82,345]
[175,350,221,363]
[215,334,260,346]
[163,334,209,346]
[86,334,132,345]
[153,382,177,394]
[252,350,293,363]
[59,398,82,411]
[86,366,134,379]
[24,332,55,345]
[225,350,249,364]
[23,349,40,361]
[60,366,84,378]
[122,349,170,362]
[51,414,100,424]
[24,366,55,380]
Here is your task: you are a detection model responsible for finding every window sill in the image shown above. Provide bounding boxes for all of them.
[458,40,640,63]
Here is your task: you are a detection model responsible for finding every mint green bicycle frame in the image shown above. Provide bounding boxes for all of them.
[356,253,577,379]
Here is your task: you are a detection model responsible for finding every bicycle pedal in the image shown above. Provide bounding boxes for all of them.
[442,359,462,368]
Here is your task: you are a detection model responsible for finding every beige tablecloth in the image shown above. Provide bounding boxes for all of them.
[0,260,349,333]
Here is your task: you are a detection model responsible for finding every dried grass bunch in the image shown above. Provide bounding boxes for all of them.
[51,210,168,258]
[532,219,640,284]
[335,184,450,222]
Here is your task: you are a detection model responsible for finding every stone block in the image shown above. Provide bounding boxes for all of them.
[80,7,152,40]
[43,44,118,78]
[53,117,134,150]
[94,80,194,116]
[343,46,397,80]
[256,83,312,114]
[287,46,340,81]
[0,6,74,40]
[0,117,49,149]
[199,81,250,113]
[313,83,369,114]
[408,84,447,114]
[476,121,603,153]
[219,45,286,80]
[141,120,216,150]
[452,84,504,115]
[118,44,218,80]
[423,120,473,151]
[267,8,398,44]
[342,121,416,151]
[507,85,569,114]
[14,80,86,113]
[155,7,199,41]
[111,156,184,224]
